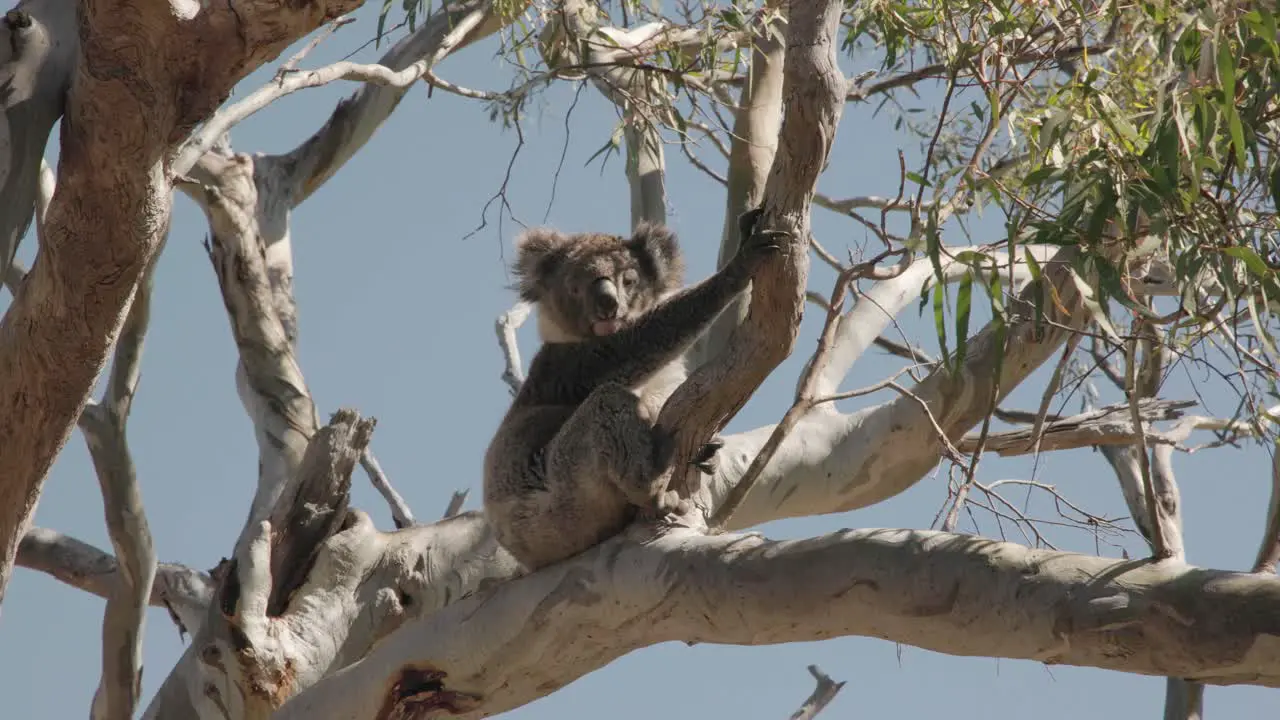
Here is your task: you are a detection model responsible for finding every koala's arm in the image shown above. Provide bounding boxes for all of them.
[537,220,778,400]
[518,270,746,405]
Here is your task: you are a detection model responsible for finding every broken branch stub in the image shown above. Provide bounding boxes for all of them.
[175,410,374,718]
[265,409,374,616]
[654,0,847,500]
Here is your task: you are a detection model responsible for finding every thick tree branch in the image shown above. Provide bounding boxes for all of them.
[275,526,1280,719]
[0,0,369,604]
[271,0,514,206]
[1254,449,1280,575]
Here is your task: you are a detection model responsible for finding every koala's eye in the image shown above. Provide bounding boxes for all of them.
[621,270,638,288]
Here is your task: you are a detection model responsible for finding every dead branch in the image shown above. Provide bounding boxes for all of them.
[955,399,1196,456]
[495,301,531,395]
[189,410,375,717]
[443,490,469,519]
[788,665,846,720]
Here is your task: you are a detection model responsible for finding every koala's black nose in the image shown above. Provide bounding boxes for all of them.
[591,278,620,317]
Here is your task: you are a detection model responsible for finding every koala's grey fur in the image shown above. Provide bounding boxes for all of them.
[482,210,778,571]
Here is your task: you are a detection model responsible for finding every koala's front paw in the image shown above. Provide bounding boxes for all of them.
[733,206,787,276]
[737,206,766,240]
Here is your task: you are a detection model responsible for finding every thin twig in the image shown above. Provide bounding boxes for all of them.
[873,335,936,364]
[884,381,967,466]
[711,245,906,530]
[275,16,357,80]
[809,236,846,272]
[845,42,1113,101]
[1025,332,1083,454]
[709,264,860,531]
[361,449,415,528]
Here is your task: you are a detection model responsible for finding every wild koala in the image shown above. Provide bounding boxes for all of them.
[482,208,779,571]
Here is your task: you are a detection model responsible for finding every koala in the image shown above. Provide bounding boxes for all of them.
[482,208,780,571]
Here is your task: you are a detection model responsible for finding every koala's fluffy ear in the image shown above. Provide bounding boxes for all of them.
[630,222,686,289]
[514,228,571,302]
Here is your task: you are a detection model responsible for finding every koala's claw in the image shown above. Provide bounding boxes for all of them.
[738,206,766,239]
[690,436,725,476]
[737,206,788,256]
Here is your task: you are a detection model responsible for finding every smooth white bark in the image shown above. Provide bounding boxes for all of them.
[275,526,1280,719]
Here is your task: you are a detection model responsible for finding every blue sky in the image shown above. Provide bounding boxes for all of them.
[1,3,1277,717]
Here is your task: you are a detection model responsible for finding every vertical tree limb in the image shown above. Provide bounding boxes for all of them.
[656,0,846,501]
[0,0,76,280]
[1095,318,1195,719]
[80,226,165,720]
[184,150,322,558]
[695,7,786,366]
[1252,447,1280,575]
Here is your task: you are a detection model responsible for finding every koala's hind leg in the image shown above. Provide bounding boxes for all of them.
[545,382,668,512]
